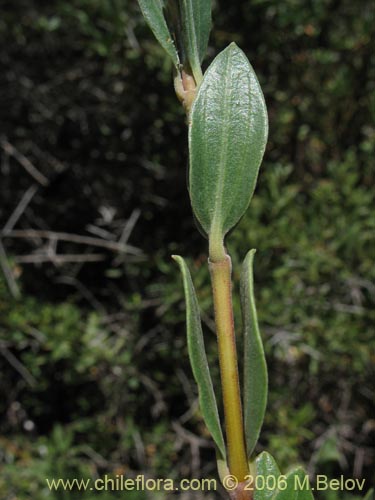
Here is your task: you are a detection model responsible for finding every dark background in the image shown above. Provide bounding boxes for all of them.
[0,1,374,499]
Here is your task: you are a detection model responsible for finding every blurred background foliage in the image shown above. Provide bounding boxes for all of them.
[0,0,374,499]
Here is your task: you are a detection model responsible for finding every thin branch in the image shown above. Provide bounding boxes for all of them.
[78,445,110,468]
[0,344,36,387]
[172,421,213,448]
[3,185,39,233]
[139,373,167,417]
[0,136,49,186]
[14,253,106,264]
[55,276,106,313]
[1,229,142,255]
[172,421,212,479]
[114,208,141,264]
[0,240,20,298]
[119,208,141,245]
[86,225,116,240]
[30,142,67,174]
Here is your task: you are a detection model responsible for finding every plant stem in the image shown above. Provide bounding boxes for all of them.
[209,254,249,481]
[209,229,226,262]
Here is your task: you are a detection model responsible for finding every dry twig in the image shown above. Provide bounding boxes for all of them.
[14,253,106,264]
[3,185,39,233]
[0,240,20,298]
[0,136,49,186]
[0,344,36,387]
[1,229,142,255]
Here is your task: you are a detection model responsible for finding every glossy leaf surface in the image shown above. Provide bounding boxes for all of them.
[241,249,268,458]
[189,43,268,244]
[253,451,281,500]
[274,468,314,500]
[138,0,179,67]
[172,255,226,459]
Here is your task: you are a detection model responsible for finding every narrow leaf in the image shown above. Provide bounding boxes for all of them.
[274,468,314,500]
[179,0,212,81]
[189,43,268,242]
[253,452,281,500]
[138,0,179,67]
[241,249,268,458]
[172,255,226,459]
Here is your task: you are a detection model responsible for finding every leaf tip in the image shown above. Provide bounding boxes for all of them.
[225,41,247,58]
[244,248,257,266]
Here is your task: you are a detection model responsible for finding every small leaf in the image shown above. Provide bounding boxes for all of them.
[216,452,230,484]
[241,250,268,458]
[172,255,226,459]
[189,43,268,246]
[274,468,314,500]
[364,489,374,500]
[253,452,281,500]
[138,0,179,67]
[179,0,212,81]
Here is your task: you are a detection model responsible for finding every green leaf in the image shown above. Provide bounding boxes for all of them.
[364,489,374,500]
[138,0,179,67]
[189,43,268,247]
[253,452,281,500]
[179,0,212,82]
[241,249,268,458]
[216,452,230,484]
[274,468,314,500]
[172,255,226,459]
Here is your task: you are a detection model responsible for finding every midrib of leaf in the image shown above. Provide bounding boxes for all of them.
[182,0,202,82]
[210,51,231,244]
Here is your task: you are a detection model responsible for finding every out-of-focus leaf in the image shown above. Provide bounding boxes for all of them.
[138,0,179,67]
[172,255,226,459]
[189,43,268,250]
[241,249,268,458]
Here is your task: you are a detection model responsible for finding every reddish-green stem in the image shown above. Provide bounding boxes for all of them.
[209,254,249,482]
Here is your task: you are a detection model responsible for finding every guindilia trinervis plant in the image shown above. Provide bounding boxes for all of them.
[138,2,316,499]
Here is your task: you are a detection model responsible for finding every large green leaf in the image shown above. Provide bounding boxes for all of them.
[241,250,268,458]
[189,43,268,246]
[179,0,212,82]
[253,452,281,500]
[274,468,314,500]
[138,0,179,67]
[172,255,226,459]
